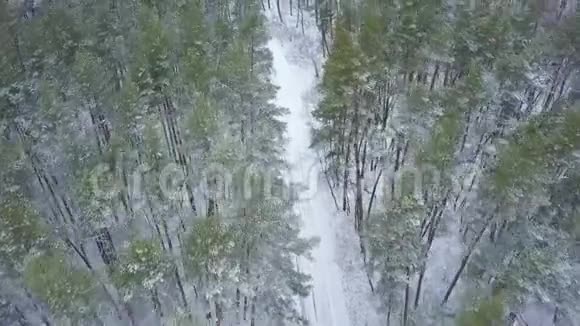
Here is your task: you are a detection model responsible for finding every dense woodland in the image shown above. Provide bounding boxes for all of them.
[311,0,580,325]
[0,0,318,325]
[1,0,580,325]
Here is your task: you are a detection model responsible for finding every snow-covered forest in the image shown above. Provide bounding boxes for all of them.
[1,0,579,325]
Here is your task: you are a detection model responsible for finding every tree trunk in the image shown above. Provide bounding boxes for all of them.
[354,152,364,232]
[250,296,256,326]
[416,195,448,307]
[342,141,351,213]
[460,110,471,153]
[94,227,117,266]
[381,96,390,131]
[366,169,383,222]
[320,157,341,210]
[151,288,163,317]
[391,140,402,201]
[386,297,392,326]
[403,267,411,326]
[208,177,218,217]
[414,210,441,307]
[276,0,283,22]
[174,267,188,308]
[215,301,223,326]
[243,296,248,321]
[441,214,494,305]
[236,288,241,321]
[443,64,450,86]
[159,104,177,162]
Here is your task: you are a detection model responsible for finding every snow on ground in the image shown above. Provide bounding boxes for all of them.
[266,6,381,326]
[269,35,351,326]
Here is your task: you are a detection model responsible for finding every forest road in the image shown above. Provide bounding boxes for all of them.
[268,37,351,326]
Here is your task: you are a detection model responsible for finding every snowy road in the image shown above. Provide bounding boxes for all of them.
[265,5,382,325]
[269,37,350,326]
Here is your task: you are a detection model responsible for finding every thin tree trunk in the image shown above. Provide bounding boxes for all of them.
[314,0,319,25]
[250,296,256,326]
[94,227,117,266]
[342,140,351,213]
[354,146,364,233]
[413,268,426,309]
[366,169,383,221]
[414,209,441,308]
[300,0,305,33]
[174,267,188,308]
[236,288,241,321]
[443,64,450,86]
[403,267,411,326]
[151,288,163,317]
[416,194,448,307]
[215,301,223,326]
[65,238,134,324]
[381,96,390,131]
[544,59,565,111]
[10,29,26,73]
[276,0,283,22]
[386,297,392,326]
[243,296,248,321]
[320,157,340,210]
[159,104,177,162]
[391,140,402,201]
[441,214,494,305]
[460,110,471,152]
